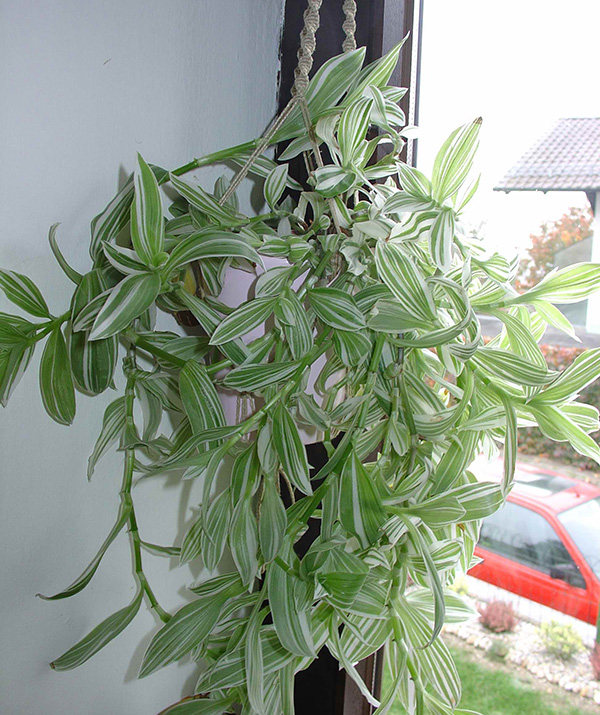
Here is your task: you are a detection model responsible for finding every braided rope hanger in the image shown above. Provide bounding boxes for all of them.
[219,0,356,206]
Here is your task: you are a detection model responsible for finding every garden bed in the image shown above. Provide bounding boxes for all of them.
[444,595,600,706]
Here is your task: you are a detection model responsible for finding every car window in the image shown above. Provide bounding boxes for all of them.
[479,500,581,578]
[557,497,600,580]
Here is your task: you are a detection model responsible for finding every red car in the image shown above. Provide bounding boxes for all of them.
[470,461,600,625]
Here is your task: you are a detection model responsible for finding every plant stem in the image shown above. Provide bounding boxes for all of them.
[30,311,71,343]
[122,376,171,623]
[171,140,260,177]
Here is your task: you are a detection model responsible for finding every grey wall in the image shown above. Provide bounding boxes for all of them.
[0,1,283,713]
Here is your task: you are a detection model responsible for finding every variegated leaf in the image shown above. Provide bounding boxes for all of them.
[89,272,161,341]
[39,327,76,425]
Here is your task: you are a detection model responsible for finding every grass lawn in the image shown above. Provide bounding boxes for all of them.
[383,641,591,715]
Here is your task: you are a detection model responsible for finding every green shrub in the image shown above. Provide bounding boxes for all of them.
[539,620,584,660]
[449,574,470,596]
[487,638,510,661]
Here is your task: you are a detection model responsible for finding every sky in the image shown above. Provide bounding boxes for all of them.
[415,0,600,259]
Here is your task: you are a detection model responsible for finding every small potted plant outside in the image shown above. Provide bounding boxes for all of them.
[3,42,600,715]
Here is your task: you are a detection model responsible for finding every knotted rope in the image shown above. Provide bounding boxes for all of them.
[342,0,357,52]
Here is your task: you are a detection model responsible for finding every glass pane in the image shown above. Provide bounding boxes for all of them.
[558,497,600,580]
[479,501,578,575]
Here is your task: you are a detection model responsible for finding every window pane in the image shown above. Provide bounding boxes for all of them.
[479,501,578,575]
[558,497,600,580]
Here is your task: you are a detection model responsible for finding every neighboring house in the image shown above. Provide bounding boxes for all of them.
[494,117,600,334]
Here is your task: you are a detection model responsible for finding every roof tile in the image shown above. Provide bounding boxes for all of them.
[494,118,600,192]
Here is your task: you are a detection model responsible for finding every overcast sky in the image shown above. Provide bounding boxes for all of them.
[416,0,600,258]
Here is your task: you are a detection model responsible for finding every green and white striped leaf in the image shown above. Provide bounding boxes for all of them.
[50,590,142,671]
[500,392,517,494]
[432,118,481,203]
[338,97,373,164]
[272,403,312,495]
[533,299,578,340]
[87,396,126,479]
[39,327,76,425]
[90,176,134,262]
[445,482,504,521]
[140,574,244,677]
[471,347,553,387]
[403,494,465,528]
[245,605,267,715]
[178,289,249,365]
[344,38,406,106]
[264,164,288,208]
[230,494,259,587]
[375,242,436,322]
[528,403,600,464]
[0,343,35,407]
[179,512,204,565]
[179,361,226,439]
[327,616,381,707]
[308,287,365,332]
[102,242,148,275]
[514,263,600,305]
[38,501,131,600]
[368,299,432,333]
[0,269,50,318]
[272,48,366,142]
[396,163,432,199]
[89,271,161,341]
[429,209,455,272]
[165,231,262,274]
[407,588,477,624]
[48,223,82,285]
[231,443,260,505]
[313,165,356,198]
[169,174,245,227]
[281,291,314,359]
[257,421,278,476]
[210,297,276,345]
[201,489,232,570]
[259,475,287,562]
[69,328,117,396]
[532,348,600,405]
[223,360,300,392]
[333,329,371,366]
[159,696,236,715]
[131,154,165,265]
[400,519,446,645]
[266,550,315,657]
[297,393,330,432]
[562,402,600,433]
[339,451,386,548]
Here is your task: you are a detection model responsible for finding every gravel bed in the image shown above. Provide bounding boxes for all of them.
[444,595,600,705]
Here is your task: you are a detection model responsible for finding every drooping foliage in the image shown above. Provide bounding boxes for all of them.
[2,44,600,715]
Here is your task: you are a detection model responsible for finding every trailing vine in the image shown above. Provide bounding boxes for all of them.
[2,44,600,715]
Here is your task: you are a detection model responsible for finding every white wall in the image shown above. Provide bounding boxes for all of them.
[0,1,283,713]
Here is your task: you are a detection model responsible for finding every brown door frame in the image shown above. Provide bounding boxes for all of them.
[278,0,423,170]
[279,2,423,713]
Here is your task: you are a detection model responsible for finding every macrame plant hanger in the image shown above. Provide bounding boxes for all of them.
[225,0,358,428]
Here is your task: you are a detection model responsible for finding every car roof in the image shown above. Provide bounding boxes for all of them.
[473,458,600,514]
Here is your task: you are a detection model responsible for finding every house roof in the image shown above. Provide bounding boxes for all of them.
[494,118,600,193]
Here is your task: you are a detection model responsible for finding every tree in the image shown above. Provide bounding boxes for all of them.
[516,206,593,291]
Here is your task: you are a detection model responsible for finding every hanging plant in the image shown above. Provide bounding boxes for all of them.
[3,40,600,715]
